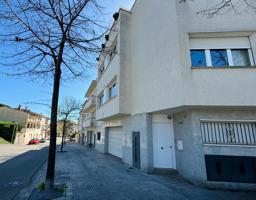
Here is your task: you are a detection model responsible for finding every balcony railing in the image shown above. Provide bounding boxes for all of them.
[200,120,256,146]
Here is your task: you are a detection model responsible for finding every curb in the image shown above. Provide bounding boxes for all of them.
[11,155,48,200]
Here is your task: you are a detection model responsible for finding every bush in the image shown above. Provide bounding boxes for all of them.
[0,121,22,143]
[0,137,10,144]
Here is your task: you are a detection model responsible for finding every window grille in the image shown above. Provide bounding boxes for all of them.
[200,120,256,146]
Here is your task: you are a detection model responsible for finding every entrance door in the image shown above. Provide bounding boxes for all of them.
[132,132,140,169]
[152,122,174,168]
[81,133,85,145]
[87,131,92,147]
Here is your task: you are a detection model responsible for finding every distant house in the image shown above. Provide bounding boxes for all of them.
[0,105,49,144]
[57,120,78,138]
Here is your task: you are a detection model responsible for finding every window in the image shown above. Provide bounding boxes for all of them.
[109,83,117,99]
[98,93,104,106]
[104,54,110,68]
[110,44,117,60]
[190,50,207,67]
[190,37,254,68]
[232,49,251,66]
[103,38,117,69]
[190,49,254,67]
[210,49,229,67]
[97,132,101,141]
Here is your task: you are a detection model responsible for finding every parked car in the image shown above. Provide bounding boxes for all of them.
[40,138,46,143]
[28,138,40,145]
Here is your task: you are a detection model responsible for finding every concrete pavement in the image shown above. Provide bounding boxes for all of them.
[0,143,49,164]
[50,144,256,200]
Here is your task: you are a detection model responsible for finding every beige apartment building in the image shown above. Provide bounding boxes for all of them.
[0,105,49,144]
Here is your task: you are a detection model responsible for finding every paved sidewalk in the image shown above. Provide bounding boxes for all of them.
[52,144,256,200]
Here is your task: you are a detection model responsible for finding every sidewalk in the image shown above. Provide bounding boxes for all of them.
[55,144,256,200]
[20,144,256,200]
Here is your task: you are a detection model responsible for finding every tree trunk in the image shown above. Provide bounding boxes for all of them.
[60,118,67,151]
[45,64,61,190]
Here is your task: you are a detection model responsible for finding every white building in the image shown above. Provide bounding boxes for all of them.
[79,80,97,147]
[88,0,256,190]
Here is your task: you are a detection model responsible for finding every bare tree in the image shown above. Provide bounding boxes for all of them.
[58,97,81,152]
[195,0,256,15]
[0,0,106,190]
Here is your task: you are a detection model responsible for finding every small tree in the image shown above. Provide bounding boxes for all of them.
[0,0,106,190]
[58,97,81,152]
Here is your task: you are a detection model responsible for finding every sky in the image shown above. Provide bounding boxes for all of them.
[0,0,135,117]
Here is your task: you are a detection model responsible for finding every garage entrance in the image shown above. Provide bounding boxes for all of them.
[108,127,123,158]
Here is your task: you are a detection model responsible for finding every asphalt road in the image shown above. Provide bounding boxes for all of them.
[0,146,49,200]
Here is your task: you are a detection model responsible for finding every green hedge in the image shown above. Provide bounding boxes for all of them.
[0,137,10,144]
[0,121,22,143]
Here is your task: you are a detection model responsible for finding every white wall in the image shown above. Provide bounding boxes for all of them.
[125,0,256,115]
[96,10,131,120]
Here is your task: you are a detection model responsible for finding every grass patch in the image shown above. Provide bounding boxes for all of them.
[37,182,45,191]
[0,137,10,144]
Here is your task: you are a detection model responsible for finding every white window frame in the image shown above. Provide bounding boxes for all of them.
[109,82,117,99]
[98,93,104,107]
[191,48,254,67]
[190,37,255,68]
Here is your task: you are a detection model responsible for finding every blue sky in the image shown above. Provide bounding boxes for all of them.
[0,0,135,116]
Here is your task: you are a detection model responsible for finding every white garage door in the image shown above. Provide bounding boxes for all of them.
[108,127,123,158]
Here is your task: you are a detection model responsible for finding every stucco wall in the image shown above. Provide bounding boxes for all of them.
[174,109,256,189]
[125,0,256,115]
[96,10,132,120]
[122,113,153,172]
[95,121,107,153]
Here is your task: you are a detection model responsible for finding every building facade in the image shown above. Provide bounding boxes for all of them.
[0,105,49,144]
[81,0,256,190]
[79,80,97,147]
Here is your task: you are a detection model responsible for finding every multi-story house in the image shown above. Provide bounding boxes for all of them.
[40,115,50,139]
[0,105,49,144]
[93,0,256,190]
[79,80,97,147]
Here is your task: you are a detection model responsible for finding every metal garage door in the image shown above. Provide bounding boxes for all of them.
[108,127,123,158]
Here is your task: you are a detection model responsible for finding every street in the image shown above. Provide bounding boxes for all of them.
[0,144,49,200]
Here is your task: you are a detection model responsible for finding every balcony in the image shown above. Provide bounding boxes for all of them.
[82,117,96,129]
[83,96,96,112]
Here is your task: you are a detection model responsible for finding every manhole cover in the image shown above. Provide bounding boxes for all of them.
[4,180,25,188]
